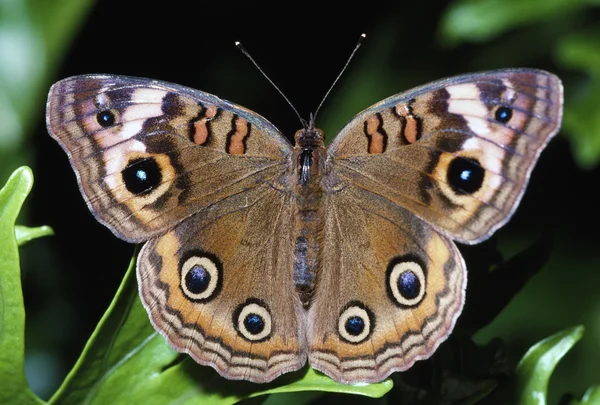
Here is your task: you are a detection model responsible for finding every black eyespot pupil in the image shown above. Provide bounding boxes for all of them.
[121,157,162,195]
[495,106,512,123]
[345,316,365,336]
[244,314,264,335]
[398,270,420,299]
[96,110,116,127]
[185,265,210,294]
[447,157,485,195]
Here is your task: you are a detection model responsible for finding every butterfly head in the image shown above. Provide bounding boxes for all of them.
[294,127,325,148]
[293,112,325,148]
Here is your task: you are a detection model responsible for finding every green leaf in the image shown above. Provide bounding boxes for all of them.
[556,30,600,169]
[438,0,580,46]
[49,253,391,404]
[0,166,45,405]
[516,326,585,405]
[0,0,94,182]
[15,225,54,246]
[568,386,600,405]
[252,368,392,399]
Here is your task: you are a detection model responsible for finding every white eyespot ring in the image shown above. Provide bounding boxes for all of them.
[234,299,272,342]
[180,255,221,302]
[387,260,426,307]
[338,302,374,344]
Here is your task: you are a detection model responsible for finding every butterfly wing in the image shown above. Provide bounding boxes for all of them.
[307,69,562,383]
[325,69,562,243]
[46,75,292,242]
[47,75,306,382]
[308,186,466,383]
[137,180,306,382]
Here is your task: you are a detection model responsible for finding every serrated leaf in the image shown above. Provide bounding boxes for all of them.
[0,166,45,405]
[516,326,585,405]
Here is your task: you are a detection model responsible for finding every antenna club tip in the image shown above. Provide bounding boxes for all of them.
[361,33,366,38]
[235,41,241,46]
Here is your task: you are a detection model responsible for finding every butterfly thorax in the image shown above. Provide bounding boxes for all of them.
[292,127,326,308]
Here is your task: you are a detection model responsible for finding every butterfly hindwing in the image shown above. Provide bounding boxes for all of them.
[307,183,466,383]
[137,179,306,383]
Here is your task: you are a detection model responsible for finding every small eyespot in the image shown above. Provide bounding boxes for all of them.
[447,157,485,195]
[121,157,162,195]
[96,110,116,127]
[338,301,375,344]
[386,256,427,307]
[345,316,365,336]
[179,253,222,302]
[233,298,272,342]
[494,106,512,124]
[244,314,264,335]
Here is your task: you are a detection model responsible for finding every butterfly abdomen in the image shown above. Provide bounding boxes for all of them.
[292,129,326,307]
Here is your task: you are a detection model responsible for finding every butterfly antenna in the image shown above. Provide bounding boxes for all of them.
[235,41,308,128]
[313,33,366,124]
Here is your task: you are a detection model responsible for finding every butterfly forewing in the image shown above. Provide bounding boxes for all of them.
[326,69,563,243]
[46,75,292,242]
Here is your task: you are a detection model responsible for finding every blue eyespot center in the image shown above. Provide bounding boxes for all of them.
[345,316,365,336]
[447,157,484,195]
[398,270,421,299]
[96,110,116,127]
[122,157,162,195]
[185,265,210,294]
[495,106,512,123]
[244,314,265,335]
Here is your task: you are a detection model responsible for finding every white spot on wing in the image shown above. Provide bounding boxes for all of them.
[103,139,147,191]
[447,84,491,136]
[95,88,166,149]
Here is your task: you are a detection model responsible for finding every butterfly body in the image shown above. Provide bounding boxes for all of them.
[291,127,326,305]
[46,69,562,384]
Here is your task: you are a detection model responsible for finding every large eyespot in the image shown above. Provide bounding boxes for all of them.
[338,301,375,344]
[447,157,485,195]
[121,157,162,195]
[233,298,272,342]
[179,252,222,302]
[96,110,116,127]
[494,106,513,123]
[386,255,427,307]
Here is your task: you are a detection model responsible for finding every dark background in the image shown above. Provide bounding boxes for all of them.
[16,0,600,401]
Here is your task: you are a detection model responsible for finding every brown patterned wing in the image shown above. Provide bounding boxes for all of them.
[307,186,466,383]
[326,69,563,243]
[46,75,292,242]
[137,180,307,383]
